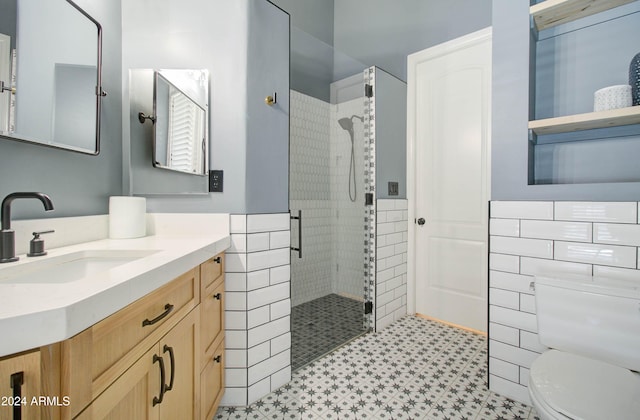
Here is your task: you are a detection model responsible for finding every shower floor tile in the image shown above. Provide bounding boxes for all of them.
[215,315,540,420]
[291,293,367,371]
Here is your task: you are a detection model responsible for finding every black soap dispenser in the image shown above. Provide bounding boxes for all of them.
[27,230,54,257]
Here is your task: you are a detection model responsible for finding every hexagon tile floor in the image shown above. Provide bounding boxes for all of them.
[215,315,539,419]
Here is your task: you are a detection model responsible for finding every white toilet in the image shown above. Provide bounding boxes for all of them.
[529,273,640,420]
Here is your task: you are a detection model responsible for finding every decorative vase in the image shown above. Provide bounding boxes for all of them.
[630,52,640,106]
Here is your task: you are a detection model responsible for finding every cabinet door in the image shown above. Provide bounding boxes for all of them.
[200,340,224,420]
[158,309,199,420]
[200,278,224,368]
[0,350,41,420]
[74,346,161,420]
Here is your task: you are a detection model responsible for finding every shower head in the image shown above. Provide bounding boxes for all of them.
[338,117,353,132]
[338,115,363,132]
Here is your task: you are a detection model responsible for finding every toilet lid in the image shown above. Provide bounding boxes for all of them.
[530,350,640,420]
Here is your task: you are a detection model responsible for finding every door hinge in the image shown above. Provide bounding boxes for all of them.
[364,301,373,314]
[365,84,373,98]
[365,193,374,206]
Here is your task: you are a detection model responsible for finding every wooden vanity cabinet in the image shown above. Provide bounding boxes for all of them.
[65,251,225,419]
[0,252,226,420]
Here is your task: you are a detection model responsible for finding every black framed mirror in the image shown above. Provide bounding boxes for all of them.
[0,0,104,155]
[150,69,209,176]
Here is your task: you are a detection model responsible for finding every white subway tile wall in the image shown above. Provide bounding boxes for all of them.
[376,199,409,330]
[489,200,640,405]
[222,213,291,406]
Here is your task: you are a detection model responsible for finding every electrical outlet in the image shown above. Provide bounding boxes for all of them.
[209,170,223,192]
[388,182,399,196]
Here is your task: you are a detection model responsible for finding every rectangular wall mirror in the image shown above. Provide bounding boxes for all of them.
[0,0,104,155]
[147,69,209,176]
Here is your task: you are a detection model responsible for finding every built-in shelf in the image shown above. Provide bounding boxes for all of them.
[529,106,640,135]
[530,0,636,31]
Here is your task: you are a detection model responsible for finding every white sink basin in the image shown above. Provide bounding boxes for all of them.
[0,250,159,284]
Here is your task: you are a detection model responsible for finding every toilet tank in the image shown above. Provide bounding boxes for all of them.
[535,274,640,372]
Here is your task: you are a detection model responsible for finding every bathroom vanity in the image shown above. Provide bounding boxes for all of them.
[0,215,229,419]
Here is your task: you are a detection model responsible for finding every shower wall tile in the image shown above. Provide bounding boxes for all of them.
[332,97,367,299]
[222,212,291,407]
[290,90,370,309]
[376,199,409,330]
[489,200,640,405]
[290,200,333,305]
[290,90,332,202]
[290,91,334,306]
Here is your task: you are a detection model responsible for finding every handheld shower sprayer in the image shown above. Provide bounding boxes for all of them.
[337,115,363,202]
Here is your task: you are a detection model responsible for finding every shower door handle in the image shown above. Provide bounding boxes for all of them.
[290,210,302,259]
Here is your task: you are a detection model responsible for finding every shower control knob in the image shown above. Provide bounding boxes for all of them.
[417,218,425,226]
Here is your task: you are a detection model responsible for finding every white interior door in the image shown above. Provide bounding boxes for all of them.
[408,28,491,332]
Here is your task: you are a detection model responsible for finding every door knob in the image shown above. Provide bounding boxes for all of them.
[417,218,425,226]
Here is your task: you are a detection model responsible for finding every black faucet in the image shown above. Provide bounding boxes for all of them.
[0,192,54,263]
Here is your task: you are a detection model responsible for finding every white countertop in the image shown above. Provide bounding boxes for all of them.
[0,213,230,357]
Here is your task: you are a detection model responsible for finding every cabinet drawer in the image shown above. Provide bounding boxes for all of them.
[200,340,224,420]
[200,253,224,297]
[200,279,224,369]
[91,267,199,389]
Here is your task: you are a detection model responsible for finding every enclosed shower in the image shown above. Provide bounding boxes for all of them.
[289,27,372,370]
